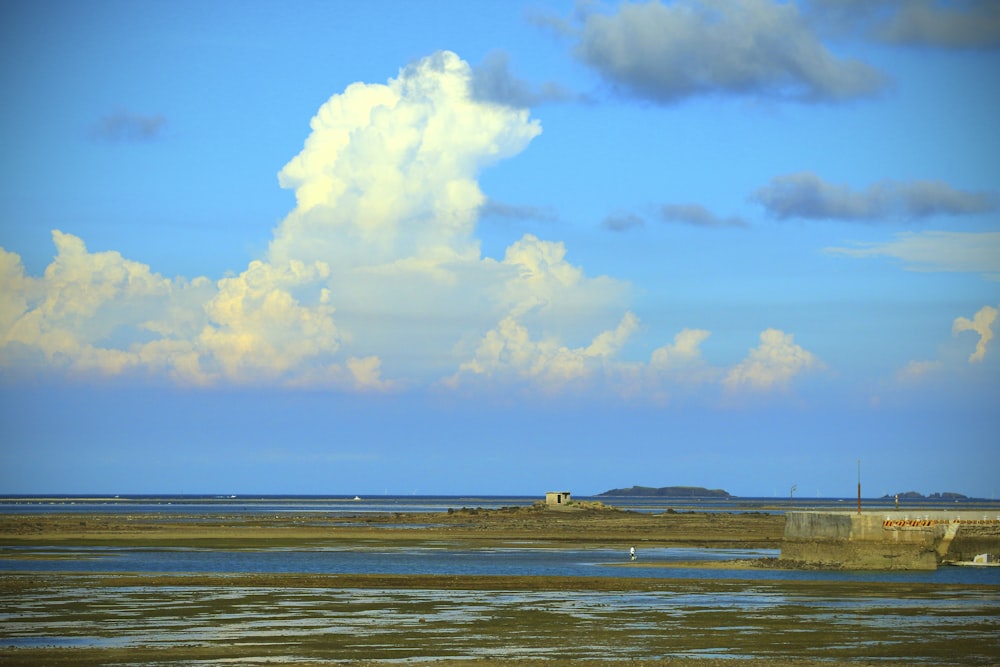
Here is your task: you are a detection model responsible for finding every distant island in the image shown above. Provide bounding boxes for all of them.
[598,485,732,499]
[882,491,968,500]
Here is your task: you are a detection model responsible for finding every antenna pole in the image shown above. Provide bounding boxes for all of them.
[857,459,861,515]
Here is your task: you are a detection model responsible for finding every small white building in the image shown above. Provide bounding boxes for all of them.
[546,491,571,507]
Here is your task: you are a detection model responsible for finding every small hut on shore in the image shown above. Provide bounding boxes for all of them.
[546,491,571,507]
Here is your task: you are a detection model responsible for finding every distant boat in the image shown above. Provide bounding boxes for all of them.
[353,496,362,501]
[947,553,997,567]
[950,561,999,567]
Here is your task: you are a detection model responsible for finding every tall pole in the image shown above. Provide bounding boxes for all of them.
[857,459,861,515]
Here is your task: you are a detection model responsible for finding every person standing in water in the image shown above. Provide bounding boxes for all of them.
[629,546,636,561]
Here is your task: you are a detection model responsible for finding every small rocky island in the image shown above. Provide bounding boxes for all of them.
[882,491,969,500]
[599,485,732,499]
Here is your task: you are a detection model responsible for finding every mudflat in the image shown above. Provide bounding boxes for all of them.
[0,503,785,549]
[2,506,999,666]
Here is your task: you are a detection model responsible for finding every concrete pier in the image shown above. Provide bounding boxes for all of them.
[781,511,1000,570]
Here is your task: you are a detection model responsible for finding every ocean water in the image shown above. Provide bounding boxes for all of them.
[4,493,999,515]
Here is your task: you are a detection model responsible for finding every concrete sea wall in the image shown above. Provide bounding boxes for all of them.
[781,511,1000,570]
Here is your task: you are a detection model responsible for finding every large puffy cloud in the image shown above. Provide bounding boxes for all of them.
[0,52,633,392]
[0,50,825,402]
[953,305,998,363]
[497,234,629,325]
[723,329,822,391]
[572,0,886,104]
[1,231,175,376]
[1,226,823,399]
[265,52,634,381]
[448,311,640,390]
[270,51,541,269]
[450,319,823,399]
[196,259,341,383]
[447,233,637,391]
[0,233,345,386]
[825,231,1000,280]
[754,172,996,222]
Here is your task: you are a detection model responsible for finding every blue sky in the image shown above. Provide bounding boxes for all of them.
[1,0,998,498]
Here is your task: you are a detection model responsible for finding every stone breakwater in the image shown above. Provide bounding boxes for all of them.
[781,511,1000,570]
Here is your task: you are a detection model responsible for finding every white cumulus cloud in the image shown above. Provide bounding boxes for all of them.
[0,52,634,392]
[953,305,998,363]
[448,311,640,391]
[723,328,822,391]
[196,259,340,383]
[650,328,712,370]
[1,231,178,377]
[270,51,541,269]
[0,50,829,404]
[894,304,999,387]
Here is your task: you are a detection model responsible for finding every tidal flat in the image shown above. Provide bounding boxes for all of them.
[2,506,999,665]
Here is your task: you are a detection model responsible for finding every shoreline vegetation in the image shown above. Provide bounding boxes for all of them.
[3,504,999,666]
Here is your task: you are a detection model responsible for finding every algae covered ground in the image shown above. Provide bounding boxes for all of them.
[2,505,999,665]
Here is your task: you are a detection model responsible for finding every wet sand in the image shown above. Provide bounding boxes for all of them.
[4,570,998,666]
[2,506,999,666]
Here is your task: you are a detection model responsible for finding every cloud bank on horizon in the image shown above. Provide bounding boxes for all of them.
[1,0,998,406]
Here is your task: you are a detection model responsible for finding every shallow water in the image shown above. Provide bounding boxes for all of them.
[4,577,999,663]
[3,543,1000,585]
[2,543,766,577]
